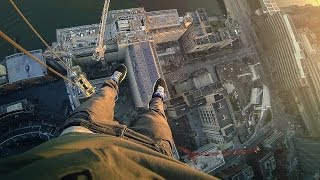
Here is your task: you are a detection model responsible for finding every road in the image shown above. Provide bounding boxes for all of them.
[223,0,258,48]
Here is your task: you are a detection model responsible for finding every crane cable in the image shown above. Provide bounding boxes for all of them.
[8,0,74,73]
[0,31,76,86]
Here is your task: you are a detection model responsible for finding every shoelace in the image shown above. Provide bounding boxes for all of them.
[155,86,165,97]
[111,71,122,83]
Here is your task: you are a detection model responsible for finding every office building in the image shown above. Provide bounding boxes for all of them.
[289,29,320,136]
[166,71,237,150]
[125,42,164,108]
[183,143,225,173]
[0,50,55,92]
[248,151,277,179]
[255,11,307,90]
[146,9,188,44]
[255,9,320,136]
[275,0,319,7]
[294,137,320,179]
[216,164,255,180]
[180,9,240,54]
[259,0,281,15]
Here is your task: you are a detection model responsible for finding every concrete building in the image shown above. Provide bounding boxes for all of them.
[0,50,55,92]
[52,8,189,60]
[197,93,236,148]
[294,137,320,179]
[259,0,281,15]
[146,9,188,44]
[255,11,307,90]
[166,71,237,150]
[248,151,277,179]
[173,70,215,94]
[243,85,271,126]
[256,10,320,135]
[290,29,320,136]
[183,143,225,173]
[125,42,164,108]
[216,164,255,180]
[275,0,319,7]
[262,131,282,151]
[0,99,35,119]
[180,9,240,54]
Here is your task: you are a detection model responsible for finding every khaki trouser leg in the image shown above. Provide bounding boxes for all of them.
[130,97,173,146]
[69,79,119,126]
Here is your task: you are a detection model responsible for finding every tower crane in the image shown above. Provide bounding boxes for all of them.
[92,0,111,63]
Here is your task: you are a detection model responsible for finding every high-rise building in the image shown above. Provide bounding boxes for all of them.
[145,9,188,44]
[275,0,319,7]
[183,143,225,173]
[166,71,237,150]
[294,137,320,179]
[216,164,255,180]
[255,10,320,135]
[0,50,55,92]
[255,11,307,90]
[180,9,240,54]
[125,42,165,108]
[291,29,320,136]
[247,151,277,179]
[259,0,281,15]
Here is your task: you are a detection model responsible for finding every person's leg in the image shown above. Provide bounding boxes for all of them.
[66,64,127,127]
[68,79,119,126]
[130,79,173,151]
[131,97,173,142]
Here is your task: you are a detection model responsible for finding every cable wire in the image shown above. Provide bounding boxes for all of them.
[0,31,76,85]
[8,0,74,72]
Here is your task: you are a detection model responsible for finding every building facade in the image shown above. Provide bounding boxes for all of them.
[291,29,320,136]
[166,71,237,150]
[125,42,164,108]
[146,9,188,44]
[183,143,225,173]
[180,9,240,54]
[0,50,55,92]
[217,164,255,180]
[275,0,319,7]
[256,11,307,90]
[259,0,281,15]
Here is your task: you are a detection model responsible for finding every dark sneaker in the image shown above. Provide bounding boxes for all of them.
[111,64,127,84]
[152,78,167,100]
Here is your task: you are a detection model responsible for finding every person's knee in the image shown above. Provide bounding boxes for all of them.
[149,108,166,119]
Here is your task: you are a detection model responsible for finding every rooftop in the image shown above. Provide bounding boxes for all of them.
[146,9,181,30]
[213,97,234,129]
[294,137,320,176]
[184,143,225,173]
[217,164,254,179]
[0,80,70,119]
[187,110,208,148]
[5,50,47,84]
[127,42,162,107]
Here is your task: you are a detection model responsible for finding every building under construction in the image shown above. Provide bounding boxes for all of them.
[48,7,189,108]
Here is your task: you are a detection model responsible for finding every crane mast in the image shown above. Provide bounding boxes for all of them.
[92,0,110,62]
